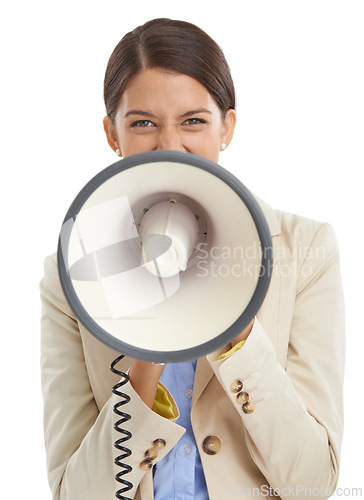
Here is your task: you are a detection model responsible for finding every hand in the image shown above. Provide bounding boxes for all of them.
[129,360,166,410]
[230,318,255,348]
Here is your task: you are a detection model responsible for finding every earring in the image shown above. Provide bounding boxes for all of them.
[221,143,227,151]
[116,148,121,156]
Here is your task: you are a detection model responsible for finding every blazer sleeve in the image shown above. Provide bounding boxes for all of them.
[40,255,185,500]
[207,223,345,498]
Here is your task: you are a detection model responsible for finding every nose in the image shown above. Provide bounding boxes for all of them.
[156,127,185,152]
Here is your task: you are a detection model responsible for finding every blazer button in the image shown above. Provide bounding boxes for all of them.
[153,438,166,450]
[145,448,158,460]
[230,379,243,393]
[236,391,249,404]
[202,435,221,455]
[242,401,255,414]
[139,459,153,471]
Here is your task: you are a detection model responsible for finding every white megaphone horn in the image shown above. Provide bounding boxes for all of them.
[57,150,273,364]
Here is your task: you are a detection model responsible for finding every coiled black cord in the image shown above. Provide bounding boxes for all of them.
[110,354,133,500]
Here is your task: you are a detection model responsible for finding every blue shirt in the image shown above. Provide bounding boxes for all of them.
[153,359,209,499]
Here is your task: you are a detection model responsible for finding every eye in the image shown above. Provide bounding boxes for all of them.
[183,118,207,126]
[130,120,154,128]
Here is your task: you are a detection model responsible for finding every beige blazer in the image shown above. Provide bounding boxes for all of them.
[40,196,345,500]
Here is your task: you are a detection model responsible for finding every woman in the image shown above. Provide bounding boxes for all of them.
[40,18,345,500]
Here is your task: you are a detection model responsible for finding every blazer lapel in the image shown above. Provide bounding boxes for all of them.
[192,355,214,409]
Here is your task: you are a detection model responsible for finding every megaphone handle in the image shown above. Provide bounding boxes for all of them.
[110,355,133,500]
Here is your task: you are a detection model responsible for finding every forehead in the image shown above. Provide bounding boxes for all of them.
[117,68,219,115]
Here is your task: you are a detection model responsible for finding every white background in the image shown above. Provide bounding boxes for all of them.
[1,1,363,497]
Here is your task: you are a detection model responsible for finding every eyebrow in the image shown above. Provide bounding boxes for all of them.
[124,108,213,119]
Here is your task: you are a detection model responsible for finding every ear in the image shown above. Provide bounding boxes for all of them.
[221,109,237,148]
[103,115,120,154]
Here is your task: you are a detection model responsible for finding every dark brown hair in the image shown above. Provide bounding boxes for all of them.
[104,18,236,123]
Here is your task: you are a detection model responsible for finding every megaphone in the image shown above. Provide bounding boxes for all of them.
[57,150,273,363]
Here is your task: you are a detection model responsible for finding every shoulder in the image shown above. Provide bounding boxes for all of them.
[42,252,60,294]
[254,193,339,255]
[274,209,339,255]
[271,209,341,294]
[41,251,76,318]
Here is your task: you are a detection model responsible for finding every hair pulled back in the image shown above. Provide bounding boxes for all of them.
[104,18,236,123]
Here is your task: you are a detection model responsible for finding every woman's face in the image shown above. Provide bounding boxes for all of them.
[103,68,236,163]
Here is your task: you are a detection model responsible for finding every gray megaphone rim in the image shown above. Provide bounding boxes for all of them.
[57,150,273,362]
